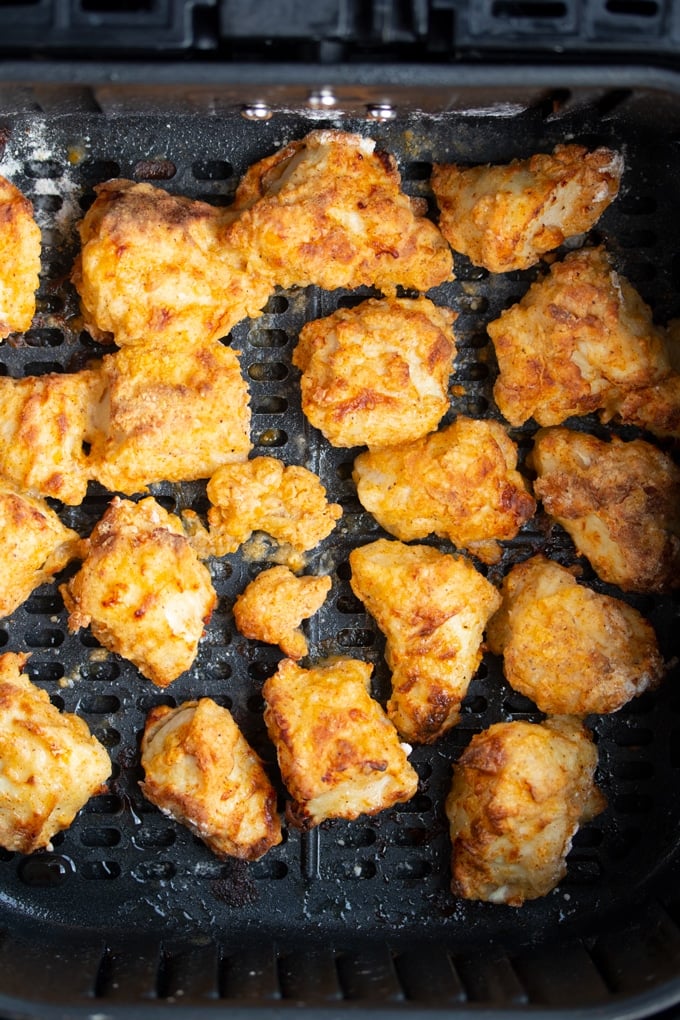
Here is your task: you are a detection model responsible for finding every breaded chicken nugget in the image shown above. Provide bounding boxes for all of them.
[0,482,81,618]
[349,539,501,744]
[0,176,41,339]
[531,427,680,592]
[446,716,605,905]
[486,554,664,715]
[263,657,418,828]
[487,247,669,427]
[431,145,622,273]
[0,368,105,505]
[0,652,111,854]
[228,130,453,294]
[73,179,272,347]
[140,698,282,861]
[293,297,457,449]
[353,417,535,564]
[233,565,331,659]
[610,318,680,439]
[204,456,342,557]
[89,339,251,494]
[61,497,216,687]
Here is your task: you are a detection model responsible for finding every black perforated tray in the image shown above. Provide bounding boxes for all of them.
[0,72,679,1019]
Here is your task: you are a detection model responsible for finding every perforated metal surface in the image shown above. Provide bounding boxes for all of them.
[0,91,678,972]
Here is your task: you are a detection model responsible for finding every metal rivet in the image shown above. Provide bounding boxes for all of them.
[366,103,397,122]
[241,102,273,122]
[308,89,337,109]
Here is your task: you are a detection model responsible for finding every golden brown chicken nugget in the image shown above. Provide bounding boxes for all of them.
[140,699,282,861]
[531,427,680,592]
[486,554,664,715]
[293,297,457,449]
[432,145,622,273]
[353,417,535,564]
[487,246,669,427]
[233,565,331,659]
[61,497,216,687]
[349,539,501,744]
[0,652,111,854]
[263,657,418,828]
[228,130,453,294]
[446,716,605,905]
[0,176,41,339]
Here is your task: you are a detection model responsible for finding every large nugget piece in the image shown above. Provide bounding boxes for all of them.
[0,176,41,339]
[140,699,282,861]
[90,340,251,494]
[293,296,457,449]
[228,130,453,294]
[0,482,81,619]
[263,657,418,828]
[487,247,669,427]
[0,369,104,505]
[349,539,501,744]
[531,428,680,593]
[61,497,216,687]
[205,456,342,556]
[431,145,622,273]
[446,717,605,905]
[73,179,272,347]
[353,417,535,564]
[233,565,331,659]
[0,652,111,853]
[486,554,664,715]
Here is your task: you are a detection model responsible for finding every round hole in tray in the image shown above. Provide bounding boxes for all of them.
[263,295,289,314]
[80,694,121,715]
[133,158,176,181]
[395,858,432,880]
[22,327,64,348]
[77,159,121,182]
[18,854,74,887]
[24,158,63,179]
[23,660,64,683]
[253,395,288,414]
[24,627,64,649]
[192,159,233,181]
[248,327,289,349]
[81,860,121,881]
[80,826,121,848]
[132,828,177,850]
[255,428,288,448]
[133,860,176,883]
[248,361,289,382]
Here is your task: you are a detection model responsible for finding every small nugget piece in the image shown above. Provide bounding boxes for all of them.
[233,566,331,659]
[0,369,105,505]
[532,427,680,593]
[0,482,81,618]
[140,699,282,861]
[73,179,272,347]
[353,417,535,564]
[293,297,457,449]
[228,130,453,294]
[487,246,669,427]
[0,652,111,853]
[61,497,216,687]
[205,457,342,556]
[431,144,622,273]
[263,657,418,828]
[446,716,605,905]
[0,176,41,339]
[349,539,501,744]
[89,340,251,494]
[486,554,664,715]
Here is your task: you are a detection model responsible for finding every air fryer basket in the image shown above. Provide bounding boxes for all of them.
[0,65,679,1019]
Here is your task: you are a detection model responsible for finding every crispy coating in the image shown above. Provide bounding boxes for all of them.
[263,657,418,828]
[446,716,605,905]
[486,554,664,715]
[353,417,535,564]
[228,130,453,294]
[349,540,501,744]
[531,427,680,592]
[140,699,282,861]
[0,652,111,854]
[0,176,41,339]
[611,318,680,439]
[431,145,622,273]
[204,456,342,556]
[73,179,272,347]
[0,369,105,505]
[89,340,251,494]
[487,247,669,427]
[61,497,216,687]
[233,565,331,659]
[0,482,81,619]
[293,297,457,449]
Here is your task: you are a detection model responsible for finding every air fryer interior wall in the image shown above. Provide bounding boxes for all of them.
[0,74,678,1016]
